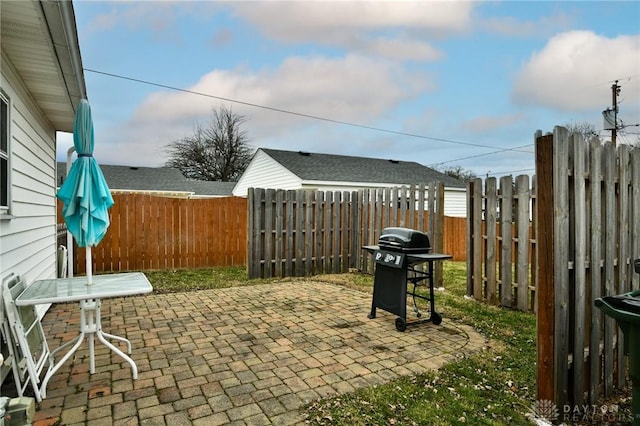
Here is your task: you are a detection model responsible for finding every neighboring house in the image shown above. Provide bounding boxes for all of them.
[233,148,467,217]
[1,1,85,284]
[57,163,236,198]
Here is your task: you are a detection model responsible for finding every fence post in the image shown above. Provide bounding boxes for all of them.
[535,130,555,404]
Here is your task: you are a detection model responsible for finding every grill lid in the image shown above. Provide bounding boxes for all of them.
[378,227,431,253]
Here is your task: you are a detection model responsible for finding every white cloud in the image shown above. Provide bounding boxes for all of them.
[135,54,430,121]
[512,31,640,112]
[462,113,525,133]
[365,36,444,61]
[230,1,473,60]
[233,1,473,36]
[83,2,224,43]
[481,11,574,38]
[103,54,433,166]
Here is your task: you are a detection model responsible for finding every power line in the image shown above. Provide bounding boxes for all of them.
[608,74,640,84]
[84,68,533,154]
[429,143,534,167]
[486,168,535,177]
[618,130,640,146]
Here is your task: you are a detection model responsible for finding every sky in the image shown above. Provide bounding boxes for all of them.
[56,0,640,178]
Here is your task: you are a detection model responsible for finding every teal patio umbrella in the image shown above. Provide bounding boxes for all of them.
[57,99,114,284]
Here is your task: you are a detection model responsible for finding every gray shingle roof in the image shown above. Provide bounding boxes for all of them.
[261,149,465,188]
[56,163,235,196]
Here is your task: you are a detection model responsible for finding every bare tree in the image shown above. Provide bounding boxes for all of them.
[165,105,254,181]
[565,121,598,141]
[440,165,477,182]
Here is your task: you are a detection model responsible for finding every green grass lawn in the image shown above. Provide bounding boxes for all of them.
[145,262,539,424]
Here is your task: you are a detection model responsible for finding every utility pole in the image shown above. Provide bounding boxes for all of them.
[611,80,620,145]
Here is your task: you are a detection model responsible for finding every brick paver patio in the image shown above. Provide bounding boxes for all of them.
[31,280,486,425]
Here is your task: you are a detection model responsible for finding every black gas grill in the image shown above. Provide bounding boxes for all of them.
[364,227,452,331]
[378,227,432,254]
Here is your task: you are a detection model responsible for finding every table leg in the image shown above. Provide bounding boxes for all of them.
[40,299,140,398]
[94,299,138,379]
[39,331,86,399]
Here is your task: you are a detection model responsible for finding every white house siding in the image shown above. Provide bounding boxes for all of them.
[232,150,302,196]
[443,188,467,218]
[299,182,468,218]
[234,149,468,217]
[0,58,58,285]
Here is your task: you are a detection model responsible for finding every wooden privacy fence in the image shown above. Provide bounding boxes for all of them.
[535,128,640,409]
[60,189,467,276]
[467,127,640,409]
[247,183,449,280]
[467,175,537,311]
[59,194,247,274]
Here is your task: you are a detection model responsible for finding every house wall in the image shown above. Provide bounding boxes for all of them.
[299,183,467,218]
[234,149,468,217]
[232,150,302,196]
[443,188,467,218]
[0,54,58,285]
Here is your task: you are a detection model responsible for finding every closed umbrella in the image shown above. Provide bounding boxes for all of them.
[57,99,113,284]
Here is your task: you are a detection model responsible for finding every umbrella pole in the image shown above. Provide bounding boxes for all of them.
[86,246,93,285]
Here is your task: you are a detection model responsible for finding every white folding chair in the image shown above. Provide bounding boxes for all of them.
[1,274,51,402]
[0,279,13,389]
[57,245,68,279]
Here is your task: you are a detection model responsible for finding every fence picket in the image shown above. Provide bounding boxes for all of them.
[515,174,530,312]
[485,178,497,304]
[314,191,324,275]
[603,142,617,396]
[323,191,333,274]
[499,176,513,307]
[264,189,275,277]
[572,133,587,406]
[332,192,341,274]
[471,179,483,300]
[589,139,603,404]
[553,127,571,408]
[305,191,314,275]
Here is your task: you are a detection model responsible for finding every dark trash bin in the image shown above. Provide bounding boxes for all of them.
[594,258,640,426]
[363,227,451,332]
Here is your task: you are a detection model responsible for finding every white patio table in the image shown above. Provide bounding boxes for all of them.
[15,272,152,399]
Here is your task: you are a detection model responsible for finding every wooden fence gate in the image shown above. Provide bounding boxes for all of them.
[536,128,640,409]
[247,184,447,281]
[467,127,640,410]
